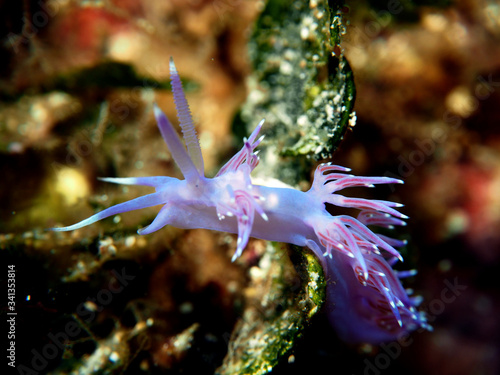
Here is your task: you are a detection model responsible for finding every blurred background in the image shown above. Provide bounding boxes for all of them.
[1,0,499,374]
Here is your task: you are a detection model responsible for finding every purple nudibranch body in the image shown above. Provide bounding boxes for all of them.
[51,58,431,344]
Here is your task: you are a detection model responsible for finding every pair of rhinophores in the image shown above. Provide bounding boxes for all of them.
[52,58,431,344]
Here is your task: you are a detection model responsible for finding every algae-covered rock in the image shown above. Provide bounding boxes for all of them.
[217,243,325,375]
[239,0,356,186]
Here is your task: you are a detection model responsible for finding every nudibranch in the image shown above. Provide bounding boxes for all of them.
[51,58,431,343]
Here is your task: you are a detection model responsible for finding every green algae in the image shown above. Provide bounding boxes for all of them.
[217,243,325,375]
[240,0,355,186]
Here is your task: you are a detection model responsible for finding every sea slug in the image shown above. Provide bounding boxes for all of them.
[51,58,431,343]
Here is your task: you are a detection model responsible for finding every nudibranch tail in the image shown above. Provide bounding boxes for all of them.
[169,57,204,176]
[325,243,431,344]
